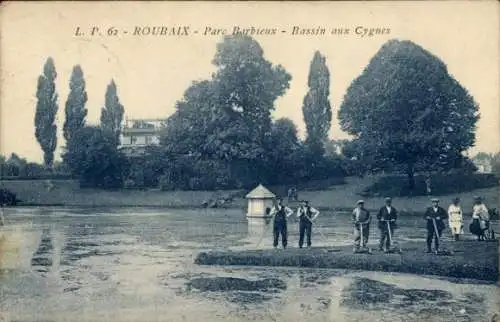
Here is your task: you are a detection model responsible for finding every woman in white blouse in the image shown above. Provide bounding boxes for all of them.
[447,197,463,241]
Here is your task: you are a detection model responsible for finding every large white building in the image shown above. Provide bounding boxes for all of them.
[119,118,166,156]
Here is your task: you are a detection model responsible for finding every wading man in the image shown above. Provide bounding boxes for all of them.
[270,197,293,249]
[296,200,320,248]
[352,200,371,253]
[377,197,398,252]
[424,198,448,253]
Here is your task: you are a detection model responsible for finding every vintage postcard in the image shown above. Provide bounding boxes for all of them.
[0,1,499,322]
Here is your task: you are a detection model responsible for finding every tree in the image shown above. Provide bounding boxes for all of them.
[63,65,88,144]
[265,118,301,184]
[302,51,332,156]
[63,126,125,188]
[100,80,125,148]
[161,35,292,188]
[34,57,58,168]
[492,153,500,174]
[207,35,292,176]
[338,39,479,188]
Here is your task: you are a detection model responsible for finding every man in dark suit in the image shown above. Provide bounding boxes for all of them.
[377,197,398,252]
[424,198,448,253]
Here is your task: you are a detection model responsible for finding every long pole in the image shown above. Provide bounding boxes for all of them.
[386,220,393,245]
[305,216,329,243]
[432,218,440,244]
[256,214,275,248]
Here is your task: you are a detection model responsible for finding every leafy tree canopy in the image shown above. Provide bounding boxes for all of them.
[338,39,479,187]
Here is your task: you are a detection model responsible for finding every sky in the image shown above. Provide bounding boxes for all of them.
[1,1,498,163]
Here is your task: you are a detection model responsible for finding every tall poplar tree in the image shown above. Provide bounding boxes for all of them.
[34,57,58,169]
[302,51,332,156]
[63,65,88,144]
[100,79,125,148]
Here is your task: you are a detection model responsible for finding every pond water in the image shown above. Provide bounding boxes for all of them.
[0,207,498,322]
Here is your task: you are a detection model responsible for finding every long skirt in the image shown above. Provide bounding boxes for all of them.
[469,219,482,236]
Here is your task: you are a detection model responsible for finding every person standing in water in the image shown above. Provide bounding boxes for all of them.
[296,200,320,248]
[269,197,294,249]
[447,197,463,241]
[352,200,371,253]
[424,198,448,253]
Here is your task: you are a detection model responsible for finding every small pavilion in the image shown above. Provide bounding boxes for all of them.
[245,184,276,218]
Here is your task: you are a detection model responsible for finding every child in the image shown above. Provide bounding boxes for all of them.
[447,197,463,241]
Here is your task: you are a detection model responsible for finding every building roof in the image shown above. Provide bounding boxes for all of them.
[246,184,276,199]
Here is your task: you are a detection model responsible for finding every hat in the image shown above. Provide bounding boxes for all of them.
[474,196,482,200]
[357,200,365,204]
[385,197,392,202]
[431,198,439,202]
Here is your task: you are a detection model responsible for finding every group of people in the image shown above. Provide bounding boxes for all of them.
[267,195,494,253]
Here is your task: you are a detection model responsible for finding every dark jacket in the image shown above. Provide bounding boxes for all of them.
[377,206,398,230]
[424,206,448,231]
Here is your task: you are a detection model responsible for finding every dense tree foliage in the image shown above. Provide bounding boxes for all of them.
[339,39,479,188]
[302,51,332,156]
[161,35,294,188]
[63,126,125,188]
[63,65,88,144]
[34,57,58,169]
[100,80,125,148]
[0,153,48,178]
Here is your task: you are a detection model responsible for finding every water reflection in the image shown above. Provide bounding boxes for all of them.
[31,228,53,272]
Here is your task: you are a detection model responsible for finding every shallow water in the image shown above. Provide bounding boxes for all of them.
[0,207,498,322]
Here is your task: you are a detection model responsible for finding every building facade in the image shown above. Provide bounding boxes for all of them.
[119,118,166,156]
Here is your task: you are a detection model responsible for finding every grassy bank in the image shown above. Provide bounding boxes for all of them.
[195,240,499,282]
[0,179,246,208]
[1,176,498,212]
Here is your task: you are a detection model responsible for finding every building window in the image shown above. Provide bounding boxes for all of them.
[130,136,137,144]
[145,136,152,144]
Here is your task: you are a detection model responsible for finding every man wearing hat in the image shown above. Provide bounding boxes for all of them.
[377,197,398,252]
[269,197,294,249]
[352,200,371,253]
[296,200,320,248]
[424,198,448,253]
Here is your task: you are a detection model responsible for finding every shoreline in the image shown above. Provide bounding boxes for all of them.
[2,178,498,213]
[4,203,437,216]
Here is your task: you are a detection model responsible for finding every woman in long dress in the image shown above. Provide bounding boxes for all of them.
[470,196,489,240]
[448,197,463,241]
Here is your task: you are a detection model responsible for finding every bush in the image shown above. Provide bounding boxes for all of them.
[361,173,499,197]
[159,174,176,191]
[0,188,18,206]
